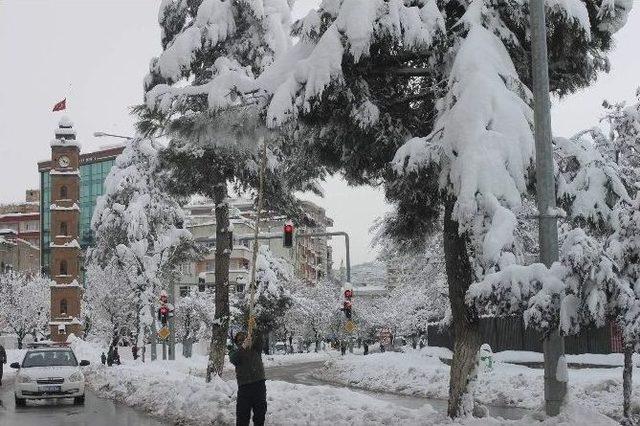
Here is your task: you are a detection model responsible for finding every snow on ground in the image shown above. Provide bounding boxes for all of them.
[313,347,640,422]
[4,339,626,424]
[81,347,616,425]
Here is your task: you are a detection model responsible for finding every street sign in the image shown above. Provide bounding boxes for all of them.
[158,326,170,340]
[344,320,357,333]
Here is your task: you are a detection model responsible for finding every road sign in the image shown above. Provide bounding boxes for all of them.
[344,320,357,333]
[158,326,170,340]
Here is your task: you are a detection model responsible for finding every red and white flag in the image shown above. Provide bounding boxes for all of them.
[52,98,66,112]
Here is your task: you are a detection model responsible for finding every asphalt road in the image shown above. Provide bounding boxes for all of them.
[0,376,166,426]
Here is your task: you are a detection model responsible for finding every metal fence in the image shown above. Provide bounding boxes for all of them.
[427,316,617,354]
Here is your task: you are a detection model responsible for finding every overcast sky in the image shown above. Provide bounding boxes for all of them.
[0,1,638,267]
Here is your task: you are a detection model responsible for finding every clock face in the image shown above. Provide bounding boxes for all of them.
[58,156,70,168]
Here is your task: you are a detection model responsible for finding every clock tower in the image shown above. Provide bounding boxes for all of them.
[49,116,83,341]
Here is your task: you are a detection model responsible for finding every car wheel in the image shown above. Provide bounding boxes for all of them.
[74,395,85,405]
[14,395,26,407]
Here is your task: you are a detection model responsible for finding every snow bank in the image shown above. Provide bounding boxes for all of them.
[313,348,640,422]
[84,352,438,425]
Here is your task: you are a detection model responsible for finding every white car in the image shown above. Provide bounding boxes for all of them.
[11,346,90,406]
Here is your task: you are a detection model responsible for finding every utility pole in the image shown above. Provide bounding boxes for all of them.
[530,0,566,415]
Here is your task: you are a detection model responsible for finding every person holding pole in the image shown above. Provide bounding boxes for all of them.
[229,317,266,426]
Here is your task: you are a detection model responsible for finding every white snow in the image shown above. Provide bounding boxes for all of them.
[314,347,638,422]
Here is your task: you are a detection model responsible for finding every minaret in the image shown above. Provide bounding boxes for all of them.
[49,116,83,342]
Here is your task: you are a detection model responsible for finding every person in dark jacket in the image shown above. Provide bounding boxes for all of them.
[100,352,106,365]
[0,343,6,385]
[229,329,266,426]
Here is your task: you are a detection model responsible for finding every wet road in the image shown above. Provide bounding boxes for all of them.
[262,361,530,420]
[0,377,166,426]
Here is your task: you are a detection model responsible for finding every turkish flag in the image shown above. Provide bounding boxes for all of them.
[52,98,66,112]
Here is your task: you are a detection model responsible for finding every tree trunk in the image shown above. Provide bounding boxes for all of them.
[623,344,633,422]
[17,332,24,350]
[444,196,482,418]
[183,337,193,358]
[206,183,232,382]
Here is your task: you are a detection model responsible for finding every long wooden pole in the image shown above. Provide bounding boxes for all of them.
[246,137,268,340]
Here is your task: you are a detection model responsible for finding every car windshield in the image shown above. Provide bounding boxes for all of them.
[22,350,78,368]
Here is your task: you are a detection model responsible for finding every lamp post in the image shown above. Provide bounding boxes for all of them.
[93,131,133,140]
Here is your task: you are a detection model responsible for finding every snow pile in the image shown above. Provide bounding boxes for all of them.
[84,352,438,425]
[86,362,236,425]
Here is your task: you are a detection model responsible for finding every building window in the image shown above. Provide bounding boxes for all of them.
[60,185,68,199]
[241,259,250,270]
[60,260,68,275]
[60,221,68,236]
[60,299,68,315]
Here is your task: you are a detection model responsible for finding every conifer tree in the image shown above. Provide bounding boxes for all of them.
[90,137,201,361]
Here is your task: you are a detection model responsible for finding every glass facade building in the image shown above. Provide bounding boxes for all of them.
[39,147,123,272]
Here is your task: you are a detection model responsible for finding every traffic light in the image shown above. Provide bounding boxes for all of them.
[342,301,352,319]
[344,289,353,299]
[283,223,294,248]
[158,306,169,326]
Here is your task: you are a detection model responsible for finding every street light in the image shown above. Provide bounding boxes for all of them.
[93,131,133,140]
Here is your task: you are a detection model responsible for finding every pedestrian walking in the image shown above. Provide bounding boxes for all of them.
[132,345,138,360]
[340,341,346,356]
[229,326,266,426]
[100,352,106,365]
[363,342,369,355]
[0,343,6,385]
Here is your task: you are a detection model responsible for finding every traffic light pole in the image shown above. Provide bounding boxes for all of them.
[530,0,566,415]
[237,231,352,282]
[297,231,350,283]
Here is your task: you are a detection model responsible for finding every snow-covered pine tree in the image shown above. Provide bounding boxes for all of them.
[0,272,51,348]
[256,0,631,416]
[468,100,639,422]
[602,93,640,424]
[90,137,201,361]
[139,0,326,381]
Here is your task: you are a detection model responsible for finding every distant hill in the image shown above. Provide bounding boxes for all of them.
[350,261,387,287]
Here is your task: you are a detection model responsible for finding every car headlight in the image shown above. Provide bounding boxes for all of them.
[68,372,84,382]
[17,375,33,384]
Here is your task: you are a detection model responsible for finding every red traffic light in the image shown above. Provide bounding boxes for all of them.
[283,223,294,248]
[344,289,353,299]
